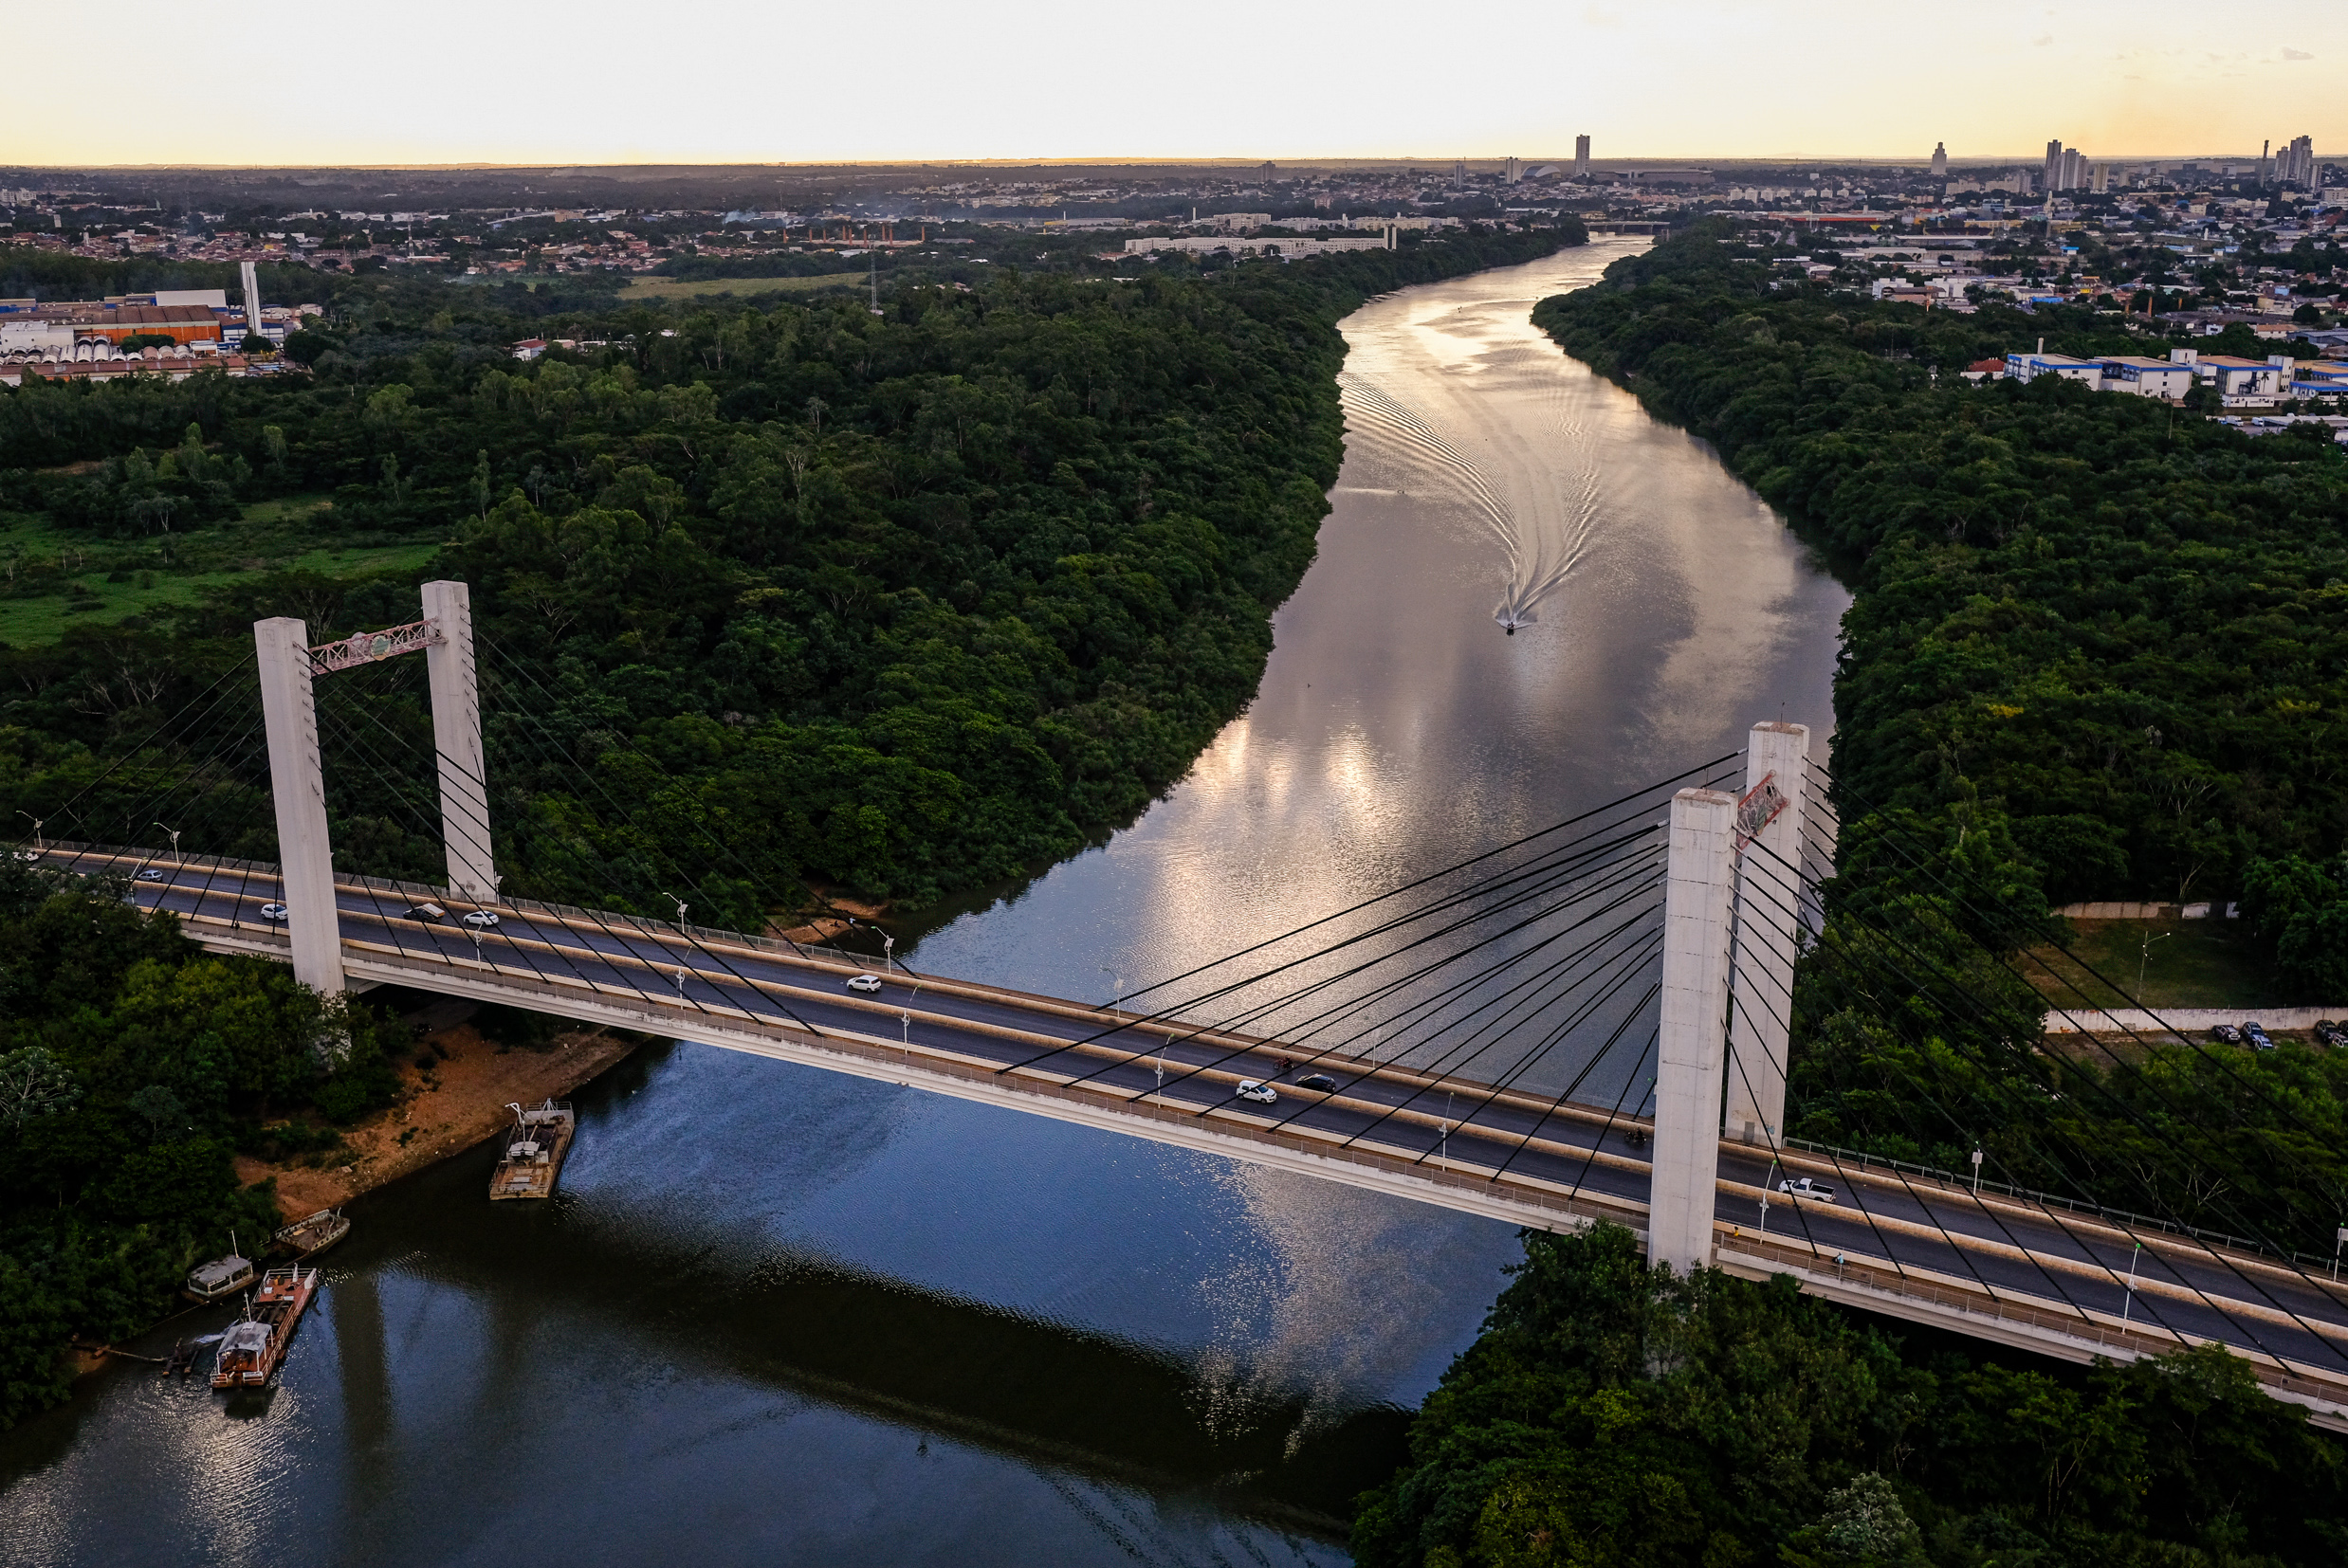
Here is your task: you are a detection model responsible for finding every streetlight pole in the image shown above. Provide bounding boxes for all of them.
[1971,1147,1985,1194]
[2137,930,2172,1000]
[15,812,43,852]
[881,932,894,975]
[153,823,181,861]
[661,892,688,932]
[2121,1240,2143,1322]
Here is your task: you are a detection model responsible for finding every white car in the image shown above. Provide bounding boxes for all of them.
[462,910,501,928]
[12,849,38,863]
[846,974,884,994]
[260,903,289,921]
[137,867,166,882]
[1235,1080,1277,1105]
[1776,1176,1836,1204]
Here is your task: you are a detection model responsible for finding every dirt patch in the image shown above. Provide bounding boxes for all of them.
[769,889,889,946]
[233,1023,640,1216]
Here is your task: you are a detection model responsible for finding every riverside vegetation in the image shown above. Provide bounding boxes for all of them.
[0,225,1585,1428]
[1339,219,2348,1568]
[1353,1224,2348,1568]
[1530,224,2348,1255]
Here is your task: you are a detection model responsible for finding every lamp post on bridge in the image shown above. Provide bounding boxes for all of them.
[153,823,181,862]
[661,892,688,932]
[15,813,42,853]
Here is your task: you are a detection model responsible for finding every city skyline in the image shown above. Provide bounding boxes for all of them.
[4,0,2341,168]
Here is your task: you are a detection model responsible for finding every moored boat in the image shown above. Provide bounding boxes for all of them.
[211,1267,320,1389]
[489,1100,576,1200]
[273,1208,349,1259]
[184,1236,255,1304]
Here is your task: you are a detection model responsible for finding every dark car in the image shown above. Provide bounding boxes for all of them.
[1295,1073,1338,1092]
[2211,1024,2244,1046]
[2244,1021,2275,1051]
[2314,1020,2347,1048]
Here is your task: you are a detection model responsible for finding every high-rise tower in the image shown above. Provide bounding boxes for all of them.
[1931,141,1947,179]
[1574,135,1591,182]
[2044,139,2064,193]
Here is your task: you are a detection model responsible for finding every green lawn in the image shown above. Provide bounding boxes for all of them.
[0,497,444,646]
[2021,916,2304,1011]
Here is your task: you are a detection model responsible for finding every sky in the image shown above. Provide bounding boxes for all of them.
[4,0,2340,168]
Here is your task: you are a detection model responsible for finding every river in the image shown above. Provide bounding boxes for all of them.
[0,239,1848,1568]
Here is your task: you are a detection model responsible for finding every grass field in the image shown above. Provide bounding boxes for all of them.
[2021,916,2303,1011]
[620,272,869,301]
[0,496,444,646]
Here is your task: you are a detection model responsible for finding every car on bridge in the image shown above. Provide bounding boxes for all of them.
[137,867,165,883]
[1777,1176,1836,1203]
[1235,1080,1277,1105]
[260,903,289,921]
[1295,1073,1338,1092]
[407,903,447,922]
[846,974,884,994]
[462,910,500,929]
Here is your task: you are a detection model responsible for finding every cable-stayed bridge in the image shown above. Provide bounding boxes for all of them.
[18,585,2348,1431]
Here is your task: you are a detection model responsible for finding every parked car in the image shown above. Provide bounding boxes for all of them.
[845,974,883,994]
[461,909,500,928]
[2211,1024,2244,1046]
[1235,1080,1278,1105]
[259,903,289,921]
[2315,1020,2348,1048]
[2244,1021,2275,1051]
[1295,1073,1339,1092]
[137,867,166,882]
[1777,1176,1837,1204]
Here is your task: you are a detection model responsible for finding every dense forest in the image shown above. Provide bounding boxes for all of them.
[0,869,413,1424]
[1529,224,2348,1257]
[0,226,1585,1427]
[1,224,1583,928]
[1354,1225,2348,1568]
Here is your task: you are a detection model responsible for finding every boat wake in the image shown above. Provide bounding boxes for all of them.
[1339,370,1602,634]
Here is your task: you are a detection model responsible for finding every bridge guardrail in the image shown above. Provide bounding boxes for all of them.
[1780,1134,2308,1267]
[1720,1230,2348,1412]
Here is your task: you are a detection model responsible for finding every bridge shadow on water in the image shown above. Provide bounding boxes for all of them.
[326,1045,1407,1538]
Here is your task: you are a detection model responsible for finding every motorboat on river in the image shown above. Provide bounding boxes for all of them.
[184,1236,254,1304]
[211,1266,320,1389]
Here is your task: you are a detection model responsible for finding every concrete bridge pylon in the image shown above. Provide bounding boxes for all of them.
[1726,720,1810,1148]
[1648,786,1736,1276]
[253,580,493,995]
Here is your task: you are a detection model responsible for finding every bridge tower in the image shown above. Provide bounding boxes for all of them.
[252,580,495,995]
[1647,787,1736,1276]
[254,616,346,995]
[1725,721,1809,1147]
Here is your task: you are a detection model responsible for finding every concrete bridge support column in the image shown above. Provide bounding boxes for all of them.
[254,616,345,995]
[421,580,496,903]
[1726,722,1811,1147]
[1648,787,1736,1276]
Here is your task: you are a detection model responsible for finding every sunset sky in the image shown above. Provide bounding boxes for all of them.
[8,0,2340,167]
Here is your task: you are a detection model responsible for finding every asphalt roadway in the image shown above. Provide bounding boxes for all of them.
[51,846,2348,1389]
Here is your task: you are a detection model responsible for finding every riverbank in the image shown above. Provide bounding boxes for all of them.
[233,1019,642,1217]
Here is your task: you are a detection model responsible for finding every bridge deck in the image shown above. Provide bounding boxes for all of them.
[50,843,2348,1430]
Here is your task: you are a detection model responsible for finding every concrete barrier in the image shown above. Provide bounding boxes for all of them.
[2045,1006,2348,1035]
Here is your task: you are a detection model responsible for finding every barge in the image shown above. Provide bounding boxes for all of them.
[489,1100,576,1200]
[273,1208,350,1260]
[211,1267,320,1389]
